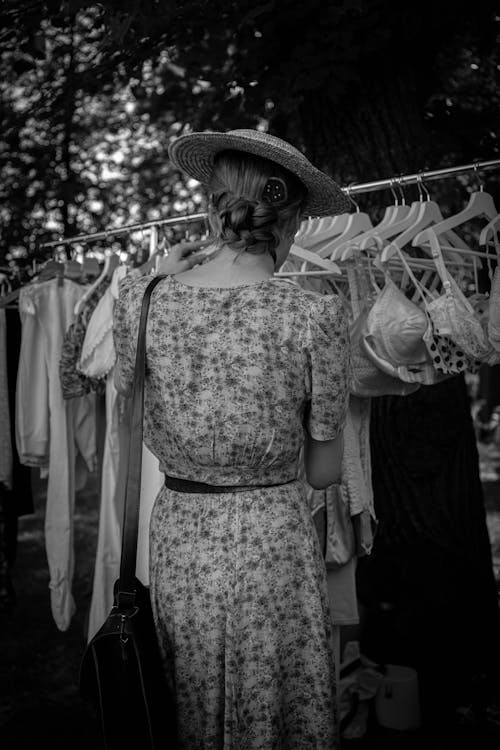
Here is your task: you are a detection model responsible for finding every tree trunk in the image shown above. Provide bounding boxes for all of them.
[277,64,500,729]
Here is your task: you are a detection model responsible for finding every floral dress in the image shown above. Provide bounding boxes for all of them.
[113,274,350,750]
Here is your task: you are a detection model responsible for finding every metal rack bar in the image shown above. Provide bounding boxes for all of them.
[39,158,500,250]
[40,212,207,250]
[345,158,500,195]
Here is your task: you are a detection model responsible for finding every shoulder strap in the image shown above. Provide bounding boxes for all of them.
[118,274,166,607]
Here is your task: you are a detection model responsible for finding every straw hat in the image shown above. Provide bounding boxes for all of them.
[168,129,350,217]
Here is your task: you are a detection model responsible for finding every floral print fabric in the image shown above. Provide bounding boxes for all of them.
[113,274,350,750]
[59,282,109,400]
[114,275,350,484]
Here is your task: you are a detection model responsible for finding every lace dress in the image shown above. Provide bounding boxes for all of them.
[113,274,350,750]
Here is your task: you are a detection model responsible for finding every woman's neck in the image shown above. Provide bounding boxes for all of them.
[174,244,275,288]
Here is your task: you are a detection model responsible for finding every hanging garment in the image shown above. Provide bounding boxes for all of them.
[360,276,448,385]
[79,271,124,641]
[342,395,376,555]
[2,307,34,580]
[0,308,14,610]
[326,558,359,626]
[114,274,351,750]
[350,308,420,397]
[304,394,376,567]
[59,280,109,400]
[86,369,121,640]
[16,278,97,630]
[488,266,500,351]
[390,244,483,375]
[360,375,499,723]
[82,267,163,640]
[308,481,356,569]
[425,235,500,364]
[0,309,13,489]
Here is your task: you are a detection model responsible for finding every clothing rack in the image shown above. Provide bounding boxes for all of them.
[38,158,500,252]
[344,158,500,195]
[40,213,208,250]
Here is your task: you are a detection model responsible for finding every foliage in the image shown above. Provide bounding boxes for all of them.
[0,0,498,264]
[0,6,203,265]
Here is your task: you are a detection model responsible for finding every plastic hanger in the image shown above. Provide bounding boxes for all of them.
[295,214,348,246]
[288,243,342,275]
[331,179,420,259]
[332,181,413,260]
[413,166,498,247]
[363,180,411,235]
[381,176,472,262]
[314,189,373,260]
[479,213,500,251]
[74,236,119,316]
[382,180,413,227]
[339,233,384,262]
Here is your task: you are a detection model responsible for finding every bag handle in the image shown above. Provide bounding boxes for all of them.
[118,274,166,608]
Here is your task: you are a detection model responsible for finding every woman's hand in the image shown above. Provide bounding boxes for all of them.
[155,240,212,275]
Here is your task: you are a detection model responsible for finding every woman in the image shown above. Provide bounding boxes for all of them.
[113,129,351,750]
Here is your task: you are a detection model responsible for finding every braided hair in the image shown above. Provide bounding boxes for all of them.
[207,150,307,264]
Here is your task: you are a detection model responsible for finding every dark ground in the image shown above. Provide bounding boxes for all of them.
[1,464,499,750]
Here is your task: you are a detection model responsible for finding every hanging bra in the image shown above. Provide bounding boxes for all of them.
[349,307,420,398]
[487,266,500,353]
[391,243,483,375]
[344,255,420,396]
[360,275,446,385]
[423,230,500,366]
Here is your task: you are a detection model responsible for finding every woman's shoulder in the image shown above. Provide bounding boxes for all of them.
[117,271,173,303]
[268,278,344,315]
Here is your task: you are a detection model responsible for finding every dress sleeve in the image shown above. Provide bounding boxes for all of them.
[304,295,351,441]
[112,273,151,396]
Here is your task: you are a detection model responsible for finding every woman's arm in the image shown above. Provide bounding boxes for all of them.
[304,429,344,490]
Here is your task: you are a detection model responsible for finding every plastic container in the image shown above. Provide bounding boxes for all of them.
[375,664,421,731]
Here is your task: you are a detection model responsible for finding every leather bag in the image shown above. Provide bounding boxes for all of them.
[79,275,177,749]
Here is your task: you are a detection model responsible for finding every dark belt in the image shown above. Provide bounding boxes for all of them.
[164,474,295,494]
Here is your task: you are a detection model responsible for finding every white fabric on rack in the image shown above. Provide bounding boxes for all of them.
[342,396,375,519]
[326,558,359,626]
[0,309,13,489]
[82,267,162,641]
[87,370,121,640]
[16,278,96,631]
[16,293,50,468]
[341,396,376,557]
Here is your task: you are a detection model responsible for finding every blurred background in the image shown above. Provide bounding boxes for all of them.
[0,2,499,748]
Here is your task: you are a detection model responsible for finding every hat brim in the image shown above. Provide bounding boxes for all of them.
[168,130,350,217]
